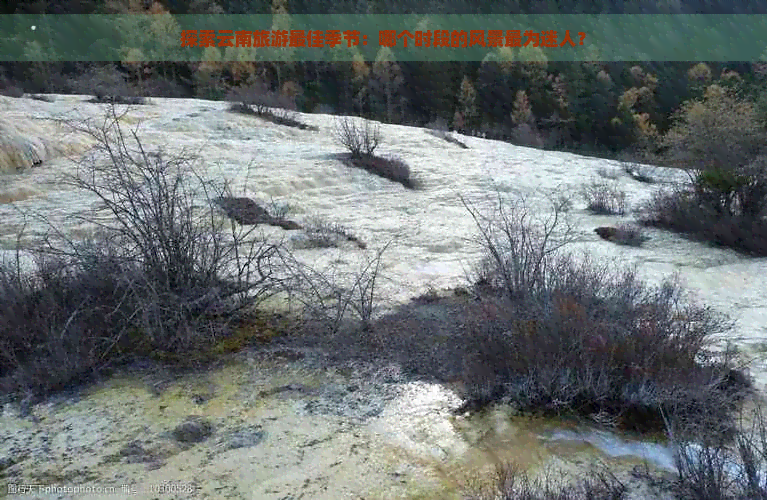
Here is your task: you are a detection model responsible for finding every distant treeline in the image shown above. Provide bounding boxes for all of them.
[1,0,766,155]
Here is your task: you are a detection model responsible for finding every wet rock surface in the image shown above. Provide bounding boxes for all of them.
[0,346,685,500]
[595,226,620,241]
[0,350,465,499]
[218,425,265,450]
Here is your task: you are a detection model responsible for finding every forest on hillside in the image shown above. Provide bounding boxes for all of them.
[2,0,767,156]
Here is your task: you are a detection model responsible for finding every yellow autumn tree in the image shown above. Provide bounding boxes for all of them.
[687,63,712,84]
[350,53,370,115]
[457,75,478,130]
[194,46,227,99]
[663,84,763,172]
[269,0,293,85]
[620,66,660,150]
[122,47,147,91]
[372,47,403,122]
[280,81,302,109]
[111,1,182,89]
[511,90,533,126]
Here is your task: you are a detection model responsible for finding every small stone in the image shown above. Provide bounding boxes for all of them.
[172,416,214,444]
[594,226,619,241]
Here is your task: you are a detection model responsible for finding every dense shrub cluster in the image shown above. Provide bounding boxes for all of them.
[0,246,140,394]
[641,187,767,256]
[458,193,747,433]
[0,106,287,394]
[334,116,382,158]
[643,85,767,256]
[226,83,318,130]
[581,179,628,215]
[621,160,658,184]
[71,65,147,104]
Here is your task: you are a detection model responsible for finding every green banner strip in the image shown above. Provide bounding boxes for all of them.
[1,15,766,62]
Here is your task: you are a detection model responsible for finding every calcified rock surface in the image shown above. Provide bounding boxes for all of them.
[0,94,765,498]
[0,348,674,500]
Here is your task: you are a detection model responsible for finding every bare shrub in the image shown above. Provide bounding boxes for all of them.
[426,117,450,132]
[264,197,292,221]
[459,191,747,433]
[0,105,290,395]
[557,196,574,213]
[427,128,469,149]
[340,153,420,190]
[551,188,575,214]
[69,64,146,105]
[464,462,627,500]
[282,242,391,334]
[332,120,420,188]
[666,404,767,500]
[640,187,767,257]
[226,82,289,115]
[425,117,470,148]
[96,95,146,105]
[58,107,287,331]
[581,179,628,215]
[0,239,139,394]
[268,108,318,130]
[613,223,647,247]
[597,166,621,180]
[226,84,317,130]
[334,117,381,158]
[412,285,441,304]
[296,217,366,250]
[461,193,576,302]
[228,101,256,115]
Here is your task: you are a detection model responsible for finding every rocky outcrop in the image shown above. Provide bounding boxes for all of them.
[214,196,302,229]
[594,226,619,242]
[594,225,649,247]
[171,416,214,444]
